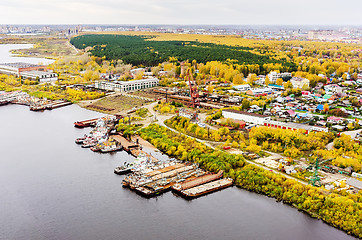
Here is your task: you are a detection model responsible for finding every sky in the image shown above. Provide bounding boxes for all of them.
[0,0,361,25]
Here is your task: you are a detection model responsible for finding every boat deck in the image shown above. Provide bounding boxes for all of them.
[181,178,233,198]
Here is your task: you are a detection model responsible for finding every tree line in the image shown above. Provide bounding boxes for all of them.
[70,34,296,71]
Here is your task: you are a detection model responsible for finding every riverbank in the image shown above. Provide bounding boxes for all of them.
[139,124,362,239]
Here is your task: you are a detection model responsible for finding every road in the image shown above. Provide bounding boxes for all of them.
[144,103,308,185]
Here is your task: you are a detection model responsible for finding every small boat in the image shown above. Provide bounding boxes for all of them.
[114,162,134,175]
[101,144,122,153]
[81,140,97,148]
[75,137,86,144]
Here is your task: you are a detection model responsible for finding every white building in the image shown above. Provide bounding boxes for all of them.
[267,71,291,83]
[233,84,251,92]
[178,108,197,120]
[290,77,310,89]
[20,71,58,82]
[222,109,270,125]
[95,78,159,92]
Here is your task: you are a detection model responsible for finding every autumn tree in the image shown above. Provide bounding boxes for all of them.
[233,73,244,85]
[265,76,270,86]
[276,78,283,86]
[323,103,329,113]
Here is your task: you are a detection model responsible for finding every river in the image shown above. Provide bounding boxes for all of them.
[0,44,54,65]
[0,104,356,240]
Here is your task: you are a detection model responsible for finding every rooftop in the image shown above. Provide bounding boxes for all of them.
[223,109,267,118]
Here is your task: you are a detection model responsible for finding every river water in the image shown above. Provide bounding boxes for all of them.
[0,104,356,240]
[0,44,54,65]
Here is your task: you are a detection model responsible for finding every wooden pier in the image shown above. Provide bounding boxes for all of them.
[110,134,139,153]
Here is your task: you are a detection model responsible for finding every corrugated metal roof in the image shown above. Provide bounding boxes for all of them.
[346,178,362,189]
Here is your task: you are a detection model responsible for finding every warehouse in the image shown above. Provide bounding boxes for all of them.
[222,109,270,125]
[0,62,57,82]
[0,62,47,75]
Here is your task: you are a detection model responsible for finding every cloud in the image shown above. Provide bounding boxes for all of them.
[0,0,360,25]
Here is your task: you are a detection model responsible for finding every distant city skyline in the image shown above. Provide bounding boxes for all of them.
[0,0,361,25]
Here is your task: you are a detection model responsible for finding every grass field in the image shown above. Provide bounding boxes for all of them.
[83,94,151,114]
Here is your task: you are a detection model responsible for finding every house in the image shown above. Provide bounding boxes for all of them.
[324,84,343,94]
[290,77,310,89]
[327,116,344,124]
[286,110,296,117]
[222,109,270,125]
[179,108,197,120]
[233,84,251,92]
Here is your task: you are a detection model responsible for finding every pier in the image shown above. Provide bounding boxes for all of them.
[110,134,139,153]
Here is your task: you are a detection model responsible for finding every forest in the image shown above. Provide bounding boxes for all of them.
[70,34,296,70]
[139,124,362,238]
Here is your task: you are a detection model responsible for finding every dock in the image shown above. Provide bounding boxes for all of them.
[121,154,232,199]
[110,134,139,153]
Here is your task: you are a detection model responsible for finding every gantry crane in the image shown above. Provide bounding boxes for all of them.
[185,68,200,108]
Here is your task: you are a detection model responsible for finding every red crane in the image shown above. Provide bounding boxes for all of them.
[186,69,200,108]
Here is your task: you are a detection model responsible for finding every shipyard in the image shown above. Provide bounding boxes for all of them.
[73,114,234,199]
[0,11,361,238]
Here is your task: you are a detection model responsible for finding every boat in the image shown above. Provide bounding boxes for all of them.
[179,178,234,199]
[30,104,47,111]
[75,136,87,144]
[74,118,99,128]
[100,144,122,153]
[114,162,134,175]
[172,170,223,191]
[81,139,97,148]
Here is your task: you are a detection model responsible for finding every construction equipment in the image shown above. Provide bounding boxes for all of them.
[185,69,200,108]
[307,157,335,187]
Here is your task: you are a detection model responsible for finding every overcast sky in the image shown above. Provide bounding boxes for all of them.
[0,0,361,25]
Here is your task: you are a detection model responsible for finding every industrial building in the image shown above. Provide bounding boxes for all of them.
[0,62,57,82]
[94,78,159,92]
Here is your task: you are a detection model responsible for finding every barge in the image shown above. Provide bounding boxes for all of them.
[74,118,99,128]
[178,178,233,199]
[172,170,223,191]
